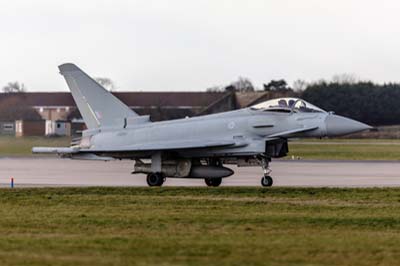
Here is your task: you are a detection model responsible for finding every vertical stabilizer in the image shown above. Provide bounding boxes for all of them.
[58,63,138,129]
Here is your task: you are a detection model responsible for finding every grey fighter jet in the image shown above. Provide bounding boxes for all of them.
[32,64,372,187]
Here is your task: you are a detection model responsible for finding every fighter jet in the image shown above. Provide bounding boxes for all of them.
[32,63,372,187]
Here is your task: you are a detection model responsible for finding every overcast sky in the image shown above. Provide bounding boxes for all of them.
[0,0,399,91]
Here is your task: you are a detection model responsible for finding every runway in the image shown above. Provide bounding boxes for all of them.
[1,157,400,187]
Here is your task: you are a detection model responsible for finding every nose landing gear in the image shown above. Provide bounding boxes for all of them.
[259,156,273,187]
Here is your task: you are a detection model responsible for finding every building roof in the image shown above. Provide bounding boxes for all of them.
[115,92,226,108]
[235,92,269,108]
[0,92,227,108]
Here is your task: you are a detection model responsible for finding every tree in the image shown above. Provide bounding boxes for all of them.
[331,73,358,84]
[292,79,307,92]
[94,77,116,91]
[300,80,400,126]
[2,81,26,93]
[224,85,236,93]
[263,79,292,92]
[0,94,41,120]
[228,77,255,92]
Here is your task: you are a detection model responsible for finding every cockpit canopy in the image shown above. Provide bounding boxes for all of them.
[251,98,326,113]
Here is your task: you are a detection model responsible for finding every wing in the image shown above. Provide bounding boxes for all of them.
[82,140,238,153]
[33,140,240,155]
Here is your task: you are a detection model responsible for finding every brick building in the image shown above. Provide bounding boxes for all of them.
[0,91,294,136]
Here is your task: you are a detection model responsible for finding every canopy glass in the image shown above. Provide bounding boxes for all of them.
[251,98,326,113]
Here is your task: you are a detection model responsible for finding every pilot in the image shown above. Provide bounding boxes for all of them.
[278,99,288,107]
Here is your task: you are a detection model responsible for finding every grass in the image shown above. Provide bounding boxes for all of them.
[288,139,400,160]
[0,136,399,160]
[0,136,70,156]
[1,187,400,265]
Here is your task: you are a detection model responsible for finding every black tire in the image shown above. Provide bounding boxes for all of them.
[205,177,222,187]
[261,176,273,187]
[146,173,165,187]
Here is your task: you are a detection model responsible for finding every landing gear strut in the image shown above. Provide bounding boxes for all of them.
[259,156,273,187]
[204,177,222,187]
[146,173,165,187]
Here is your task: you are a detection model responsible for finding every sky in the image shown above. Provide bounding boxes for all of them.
[0,0,400,92]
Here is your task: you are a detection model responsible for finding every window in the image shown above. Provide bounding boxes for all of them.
[3,123,14,131]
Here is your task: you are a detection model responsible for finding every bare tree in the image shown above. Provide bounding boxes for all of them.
[229,77,255,92]
[0,95,41,120]
[331,73,358,84]
[2,81,26,93]
[94,77,116,91]
[292,79,308,92]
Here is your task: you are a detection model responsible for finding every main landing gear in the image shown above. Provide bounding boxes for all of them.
[146,173,165,187]
[260,156,273,187]
[204,177,222,187]
[203,159,223,187]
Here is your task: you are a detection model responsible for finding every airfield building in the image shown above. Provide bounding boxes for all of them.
[0,91,292,136]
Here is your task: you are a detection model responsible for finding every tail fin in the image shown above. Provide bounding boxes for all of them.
[59,63,138,129]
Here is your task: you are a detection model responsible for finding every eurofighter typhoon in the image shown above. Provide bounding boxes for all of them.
[33,64,372,187]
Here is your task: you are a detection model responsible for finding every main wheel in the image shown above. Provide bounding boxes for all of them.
[146,173,165,187]
[261,176,273,187]
[205,177,222,187]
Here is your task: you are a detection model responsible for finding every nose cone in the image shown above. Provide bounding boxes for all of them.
[325,115,372,137]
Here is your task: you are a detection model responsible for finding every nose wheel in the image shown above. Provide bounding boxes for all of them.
[261,175,273,187]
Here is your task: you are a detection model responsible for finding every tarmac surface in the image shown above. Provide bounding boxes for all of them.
[1,157,400,187]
